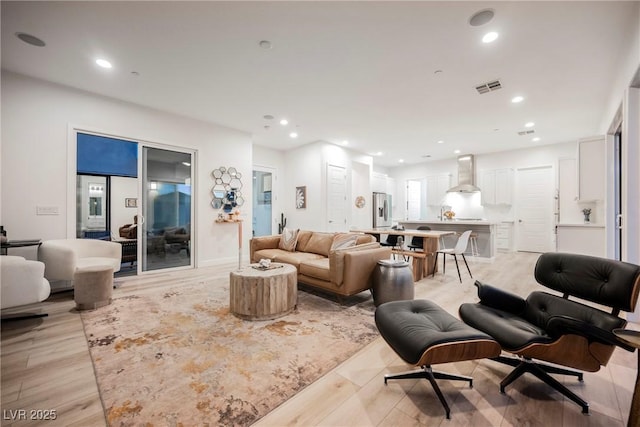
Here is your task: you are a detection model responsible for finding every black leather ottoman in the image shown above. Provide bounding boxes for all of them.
[375,299,501,419]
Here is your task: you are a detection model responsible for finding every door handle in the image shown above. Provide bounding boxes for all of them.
[518,219,523,223]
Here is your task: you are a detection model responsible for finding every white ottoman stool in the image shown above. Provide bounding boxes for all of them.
[74,265,114,310]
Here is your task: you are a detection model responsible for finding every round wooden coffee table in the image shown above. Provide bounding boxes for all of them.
[229,263,297,320]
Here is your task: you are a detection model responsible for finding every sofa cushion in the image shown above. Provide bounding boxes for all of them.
[295,230,313,251]
[253,249,324,269]
[304,232,335,257]
[355,234,376,245]
[300,258,331,282]
[278,227,299,252]
[331,233,359,251]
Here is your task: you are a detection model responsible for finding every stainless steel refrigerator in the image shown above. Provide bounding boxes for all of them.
[373,192,392,228]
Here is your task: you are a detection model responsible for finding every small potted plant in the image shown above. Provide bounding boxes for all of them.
[582,208,592,223]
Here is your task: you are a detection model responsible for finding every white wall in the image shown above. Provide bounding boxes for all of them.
[1,71,253,265]
[388,158,458,221]
[253,144,286,234]
[623,88,640,265]
[351,161,371,229]
[388,142,580,224]
[283,143,324,230]
[281,141,373,232]
[111,176,138,237]
[601,2,640,133]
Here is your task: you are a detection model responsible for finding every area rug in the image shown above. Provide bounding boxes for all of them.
[81,274,378,426]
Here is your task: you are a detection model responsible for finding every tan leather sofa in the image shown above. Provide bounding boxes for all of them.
[250,230,391,298]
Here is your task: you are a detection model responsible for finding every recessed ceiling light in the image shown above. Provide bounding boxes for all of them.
[454,149,461,154]
[280,119,289,125]
[259,40,273,50]
[532,137,541,142]
[15,32,46,47]
[525,122,535,128]
[482,32,499,43]
[469,9,495,27]
[511,95,524,103]
[437,140,444,144]
[289,132,298,138]
[96,59,112,69]
[398,159,405,163]
[341,140,349,146]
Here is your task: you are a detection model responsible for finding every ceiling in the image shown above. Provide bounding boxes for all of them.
[2,1,638,167]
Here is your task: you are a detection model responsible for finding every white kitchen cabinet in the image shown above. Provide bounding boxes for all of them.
[577,137,605,201]
[426,174,451,206]
[556,224,605,257]
[372,172,387,193]
[385,177,396,200]
[496,222,513,251]
[481,168,513,205]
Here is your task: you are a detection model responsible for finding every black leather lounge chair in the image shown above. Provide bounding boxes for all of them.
[459,252,640,414]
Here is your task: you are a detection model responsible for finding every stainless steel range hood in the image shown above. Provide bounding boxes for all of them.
[447,154,481,193]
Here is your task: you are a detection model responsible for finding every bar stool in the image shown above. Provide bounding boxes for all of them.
[469,232,479,257]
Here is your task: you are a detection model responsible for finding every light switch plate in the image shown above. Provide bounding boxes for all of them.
[36,206,59,215]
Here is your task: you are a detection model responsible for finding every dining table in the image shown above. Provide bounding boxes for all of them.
[350,227,455,279]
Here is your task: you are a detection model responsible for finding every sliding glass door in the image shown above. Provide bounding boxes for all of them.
[141,147,194,272]
[75,130,195,275]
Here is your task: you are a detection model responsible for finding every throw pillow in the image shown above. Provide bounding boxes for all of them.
[305,232,335,256]
[331,234,358,251]
[278,227,299,252]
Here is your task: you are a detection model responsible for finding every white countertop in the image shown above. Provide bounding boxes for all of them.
[399,219,497,226]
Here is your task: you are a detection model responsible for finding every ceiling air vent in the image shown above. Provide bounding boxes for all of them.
[475,79,502,94]
[518,129,535,136]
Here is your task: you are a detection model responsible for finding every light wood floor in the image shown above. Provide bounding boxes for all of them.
[1,252,636,426]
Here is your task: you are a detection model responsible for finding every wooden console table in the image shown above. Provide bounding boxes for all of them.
[215,218,242,269]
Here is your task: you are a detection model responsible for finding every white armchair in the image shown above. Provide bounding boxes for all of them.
[1,256,51,317]
[38,239,121,288]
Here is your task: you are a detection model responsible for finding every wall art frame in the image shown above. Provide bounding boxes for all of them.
[296,186,306,209]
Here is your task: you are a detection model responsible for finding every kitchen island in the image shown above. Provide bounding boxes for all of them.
[398,220,498,260]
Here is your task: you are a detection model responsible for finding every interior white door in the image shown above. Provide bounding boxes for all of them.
[327,164,347,232]
[514,166,555,253]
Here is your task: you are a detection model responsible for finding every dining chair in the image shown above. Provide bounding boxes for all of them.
[407,225,431,251]
[433,230,472,283]
[380,226,405,259]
